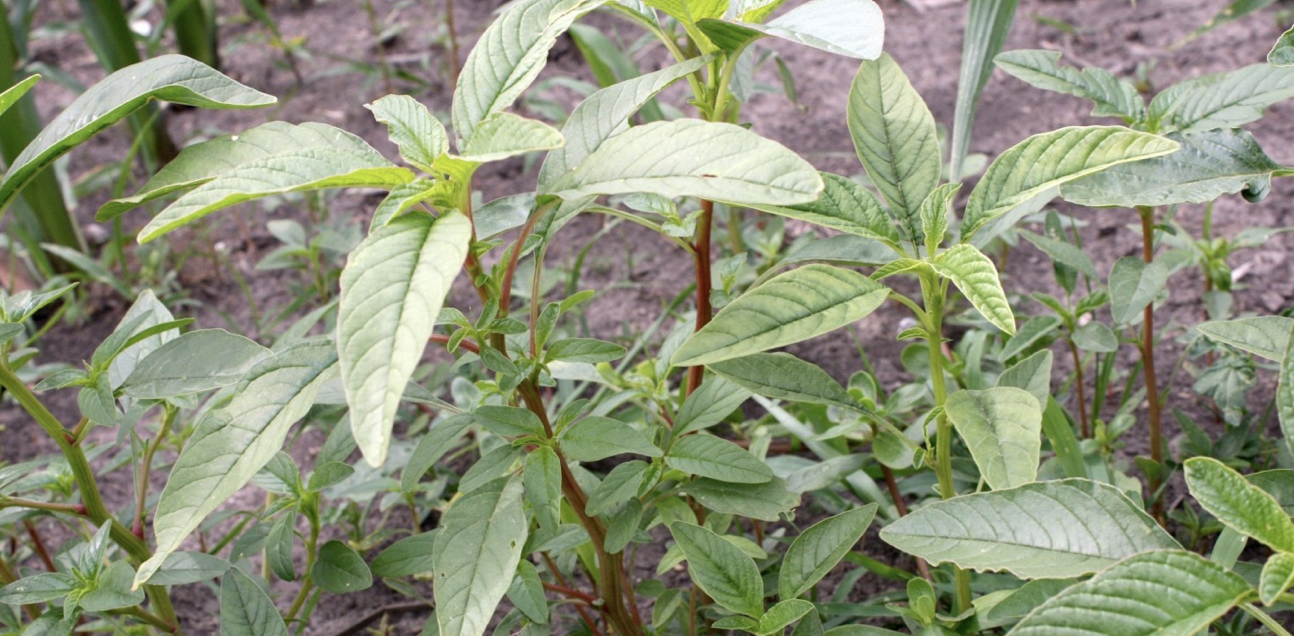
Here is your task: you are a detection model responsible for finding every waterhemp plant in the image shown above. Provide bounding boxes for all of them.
[0,1,1293,635]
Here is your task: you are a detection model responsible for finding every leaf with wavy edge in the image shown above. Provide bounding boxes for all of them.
[933,244,1016,335]
[339,211,471,467]
[946,387,1041,490]
[995,49,1144,121]
[0,55,274,213]
[1184,456,1294,553]
[879,479,1179,579]
[136,341,339,587]
[673,264,888,366]
[961,126,1178,239]
[1007,551,1249,636]
[367,94,448,172]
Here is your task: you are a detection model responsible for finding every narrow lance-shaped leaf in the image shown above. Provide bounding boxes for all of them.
[546,119,823,207]
[669,522,765,617]
[366,94,448,173]
[136,342,339,588]
[779,505,877,600]
[434,478,528,636]
[1061,129,1286,208]
[340,211,471,467]
[1184,457,1294,553]
[949,0,1019,180]
[880,479,1179,579]
[697,0,885,60]
[673,264,889,366]
[1148,63,1294,133]
[933,244,1016,335]
[0,75,38,119]
[945,387,1041,490]
[0,55,275,214]
[1007,551,1249,636]
[847,53,939,243]
[960,126,1179,239]
[994,49,1145,122]
[1279,322,1294,461]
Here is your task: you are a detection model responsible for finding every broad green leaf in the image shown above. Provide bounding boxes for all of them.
[675,375,752,435]
[1261,552,1294,606]
[586,460,648,516]
[1007,551,1249,636]
[80,562,146,612]
[1073,322,1119,353]
[1272,24,1294,66]
[996,350,1052,408]
[1017,229,1097,279]
[945,387,1041,490]
[537,56,710,190]
[697,0,884,59]
[559,416,661,461]
[1198,316,1294,361]
[1061,129,1286,208]
[546,338,626,363]
[523,446,562,532]
[136,342,339,587]
[880,479,1179,579]
[0,55,275,214]
[949,0,1019,181]
[367,94,448,172]
[1184,457,1294,553]
[311,541,373,594]
[148,552,231,586]
[476,405,545,438]
[684,477,799,521]
[961,127,1178,238]
[994,50,1144,121]
[673,264,888,366]
[643,0,727,50]
[933,244,1016,335]
[747,172,900,245]
[339,211,471,467]
[1280,322,1294,460]
[452,0,604,145]
[0,75,38,118]
[1108,256,1168,325]
[106,290,178,389]
[669,522,764,617]
[373,532,437,578]
[546,119,822,207]
[667,434,773,483]
[506,560,548,624]
[220,568,287,636]
[434,478,528,636]
[459,113,564,163]
[1149,64,1294,133]
[847,53,939,241]
[100,122,368,221]
[779,506,876,600]
[122,329,271,399]
[709,352,858,410]
[402,415,472,492]
[0,573,77,604]
[139,147,413,243]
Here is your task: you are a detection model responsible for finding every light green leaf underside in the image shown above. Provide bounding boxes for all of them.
[699,0,885,60]
[1006,551,1249,636]
[137,342,339,587]
[1184,457,1294,553]
[669,522,765,617]
[945,387,1042,490]
[1108,256,1168,325]
[452,0,604,145]
[994,49,1145,121]
[434,479,528,636]
[0,75,38,119]
[847,53,939,241]
[880,479,1179,579]
[1149,63,1294,133]
[0,55,275,213]
[1198,316,1294,361]
[667,434,773,484]
[122,329,271,399]
[1061,128,1285,208]
[339,211,471,467]
[961,126,1179,238]
[547,119,822,207]
[934,244,1016,335]
[102,122,367,221]
[673,264,888,366]
[459,112,564,163]
[747,172,900,245]
[367,94,448,172]
[538,56,711,190]
[779,506,876,600]
[139,148,413,243]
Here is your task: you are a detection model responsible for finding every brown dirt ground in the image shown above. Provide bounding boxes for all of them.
[5,0,1294,633]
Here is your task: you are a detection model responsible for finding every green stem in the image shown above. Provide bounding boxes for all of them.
[0,498,86,514]
[135,405,177,537]
[843,552,916,582]
[1240,602,1293,636]
[284,512,320,624]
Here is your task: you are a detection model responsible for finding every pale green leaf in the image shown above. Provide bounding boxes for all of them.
[933,244,1016,335]
[402,415,472,493]
[106,290,178,389]
[136,342,339,587]
[122,329,271,399]
[339,211,471,467]
[1280,322,1294,461]
[1016,229,1097,279]
[961,127,1179,238]
[434,478,528,636]
[1198,316,1294,361]
[675,375,752,435]
[747,172,900,245]
[560,416,661,461]
[847,53,939,241]
[684,477,799,521]
[949,0,1019,182]
[1149,64,1294,133]
[1260,552,1294,606]
[669,522,764,617]
[673,264,888,366]
[311,541,373,594]
[748,599,814,635]
[0,75,38,119]
[1184,457,1294,553]
[372,532,436,578]
[367,94,448,172]
[1006,551,1248,636]
[0,55,275,213]
[370,179,443,229]
[459,113,564,163]
[699,0,884,59]
[546,119,822,207]
[779,506,876,600]
[996,351,1052,408]
[709,352,858,410]
[945,387,1041,490]
[506,560,548,624]
[0,573,76,605]
[475,405,545,438]
[524,446,562,532]
[667,434,773,483]
[586,460,648,517]
[220,568,288,636]
[1271,24,1294,67]
[994,49,1144,121]
[1108,256,1168,325]
[880,479,1179,579]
